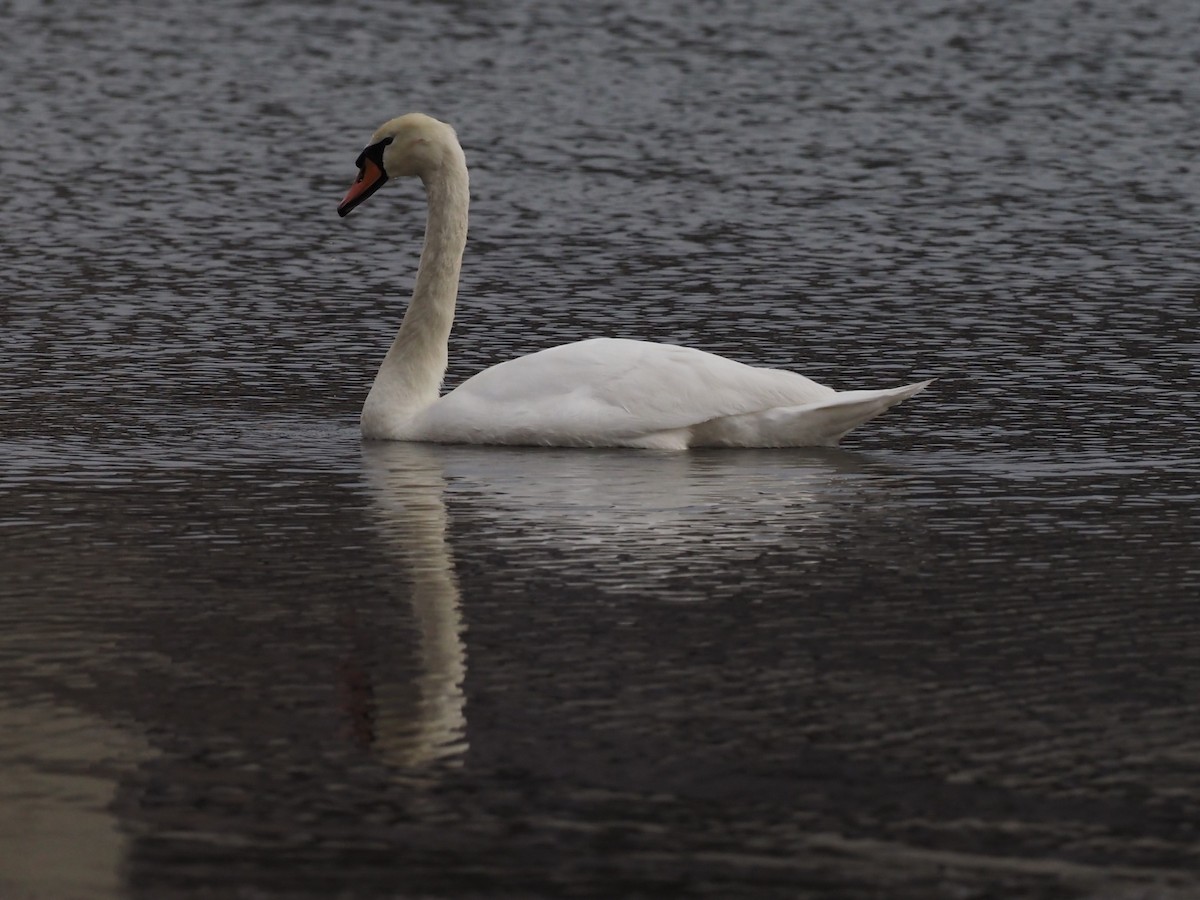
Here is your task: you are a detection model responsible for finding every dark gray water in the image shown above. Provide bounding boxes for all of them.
[3,0,1199,897]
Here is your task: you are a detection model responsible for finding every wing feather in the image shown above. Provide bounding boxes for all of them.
[418,338,837,444]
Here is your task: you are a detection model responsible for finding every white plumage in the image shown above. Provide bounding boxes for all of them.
[338,114,930,449]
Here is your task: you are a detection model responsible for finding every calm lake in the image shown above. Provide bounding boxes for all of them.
[2,0,1199,897]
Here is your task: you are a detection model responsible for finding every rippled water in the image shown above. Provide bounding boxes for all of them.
[2,0,1199,897]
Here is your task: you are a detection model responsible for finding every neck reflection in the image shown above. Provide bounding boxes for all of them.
[360,442,467,768]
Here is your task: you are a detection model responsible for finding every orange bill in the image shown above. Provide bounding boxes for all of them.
[338,157,388,217]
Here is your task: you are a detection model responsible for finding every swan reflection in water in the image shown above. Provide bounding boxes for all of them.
[359,442,469,769]
[359,442,877,767]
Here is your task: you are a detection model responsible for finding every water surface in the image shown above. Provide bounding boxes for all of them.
[2,0,1199,897]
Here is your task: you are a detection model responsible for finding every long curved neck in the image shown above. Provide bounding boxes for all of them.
[364,156,469,429]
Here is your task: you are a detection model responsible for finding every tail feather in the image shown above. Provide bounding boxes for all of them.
[799,379,933,444]
[690,380,933,447]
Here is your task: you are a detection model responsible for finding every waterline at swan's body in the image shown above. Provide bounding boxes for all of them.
[339,113,930,449]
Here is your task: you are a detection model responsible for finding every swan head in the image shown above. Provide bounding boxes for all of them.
[338,113,462,217]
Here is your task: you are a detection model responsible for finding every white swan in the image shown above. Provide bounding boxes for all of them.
[338,113,930,449]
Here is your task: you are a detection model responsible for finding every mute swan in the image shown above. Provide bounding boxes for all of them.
[338,113,930,449]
